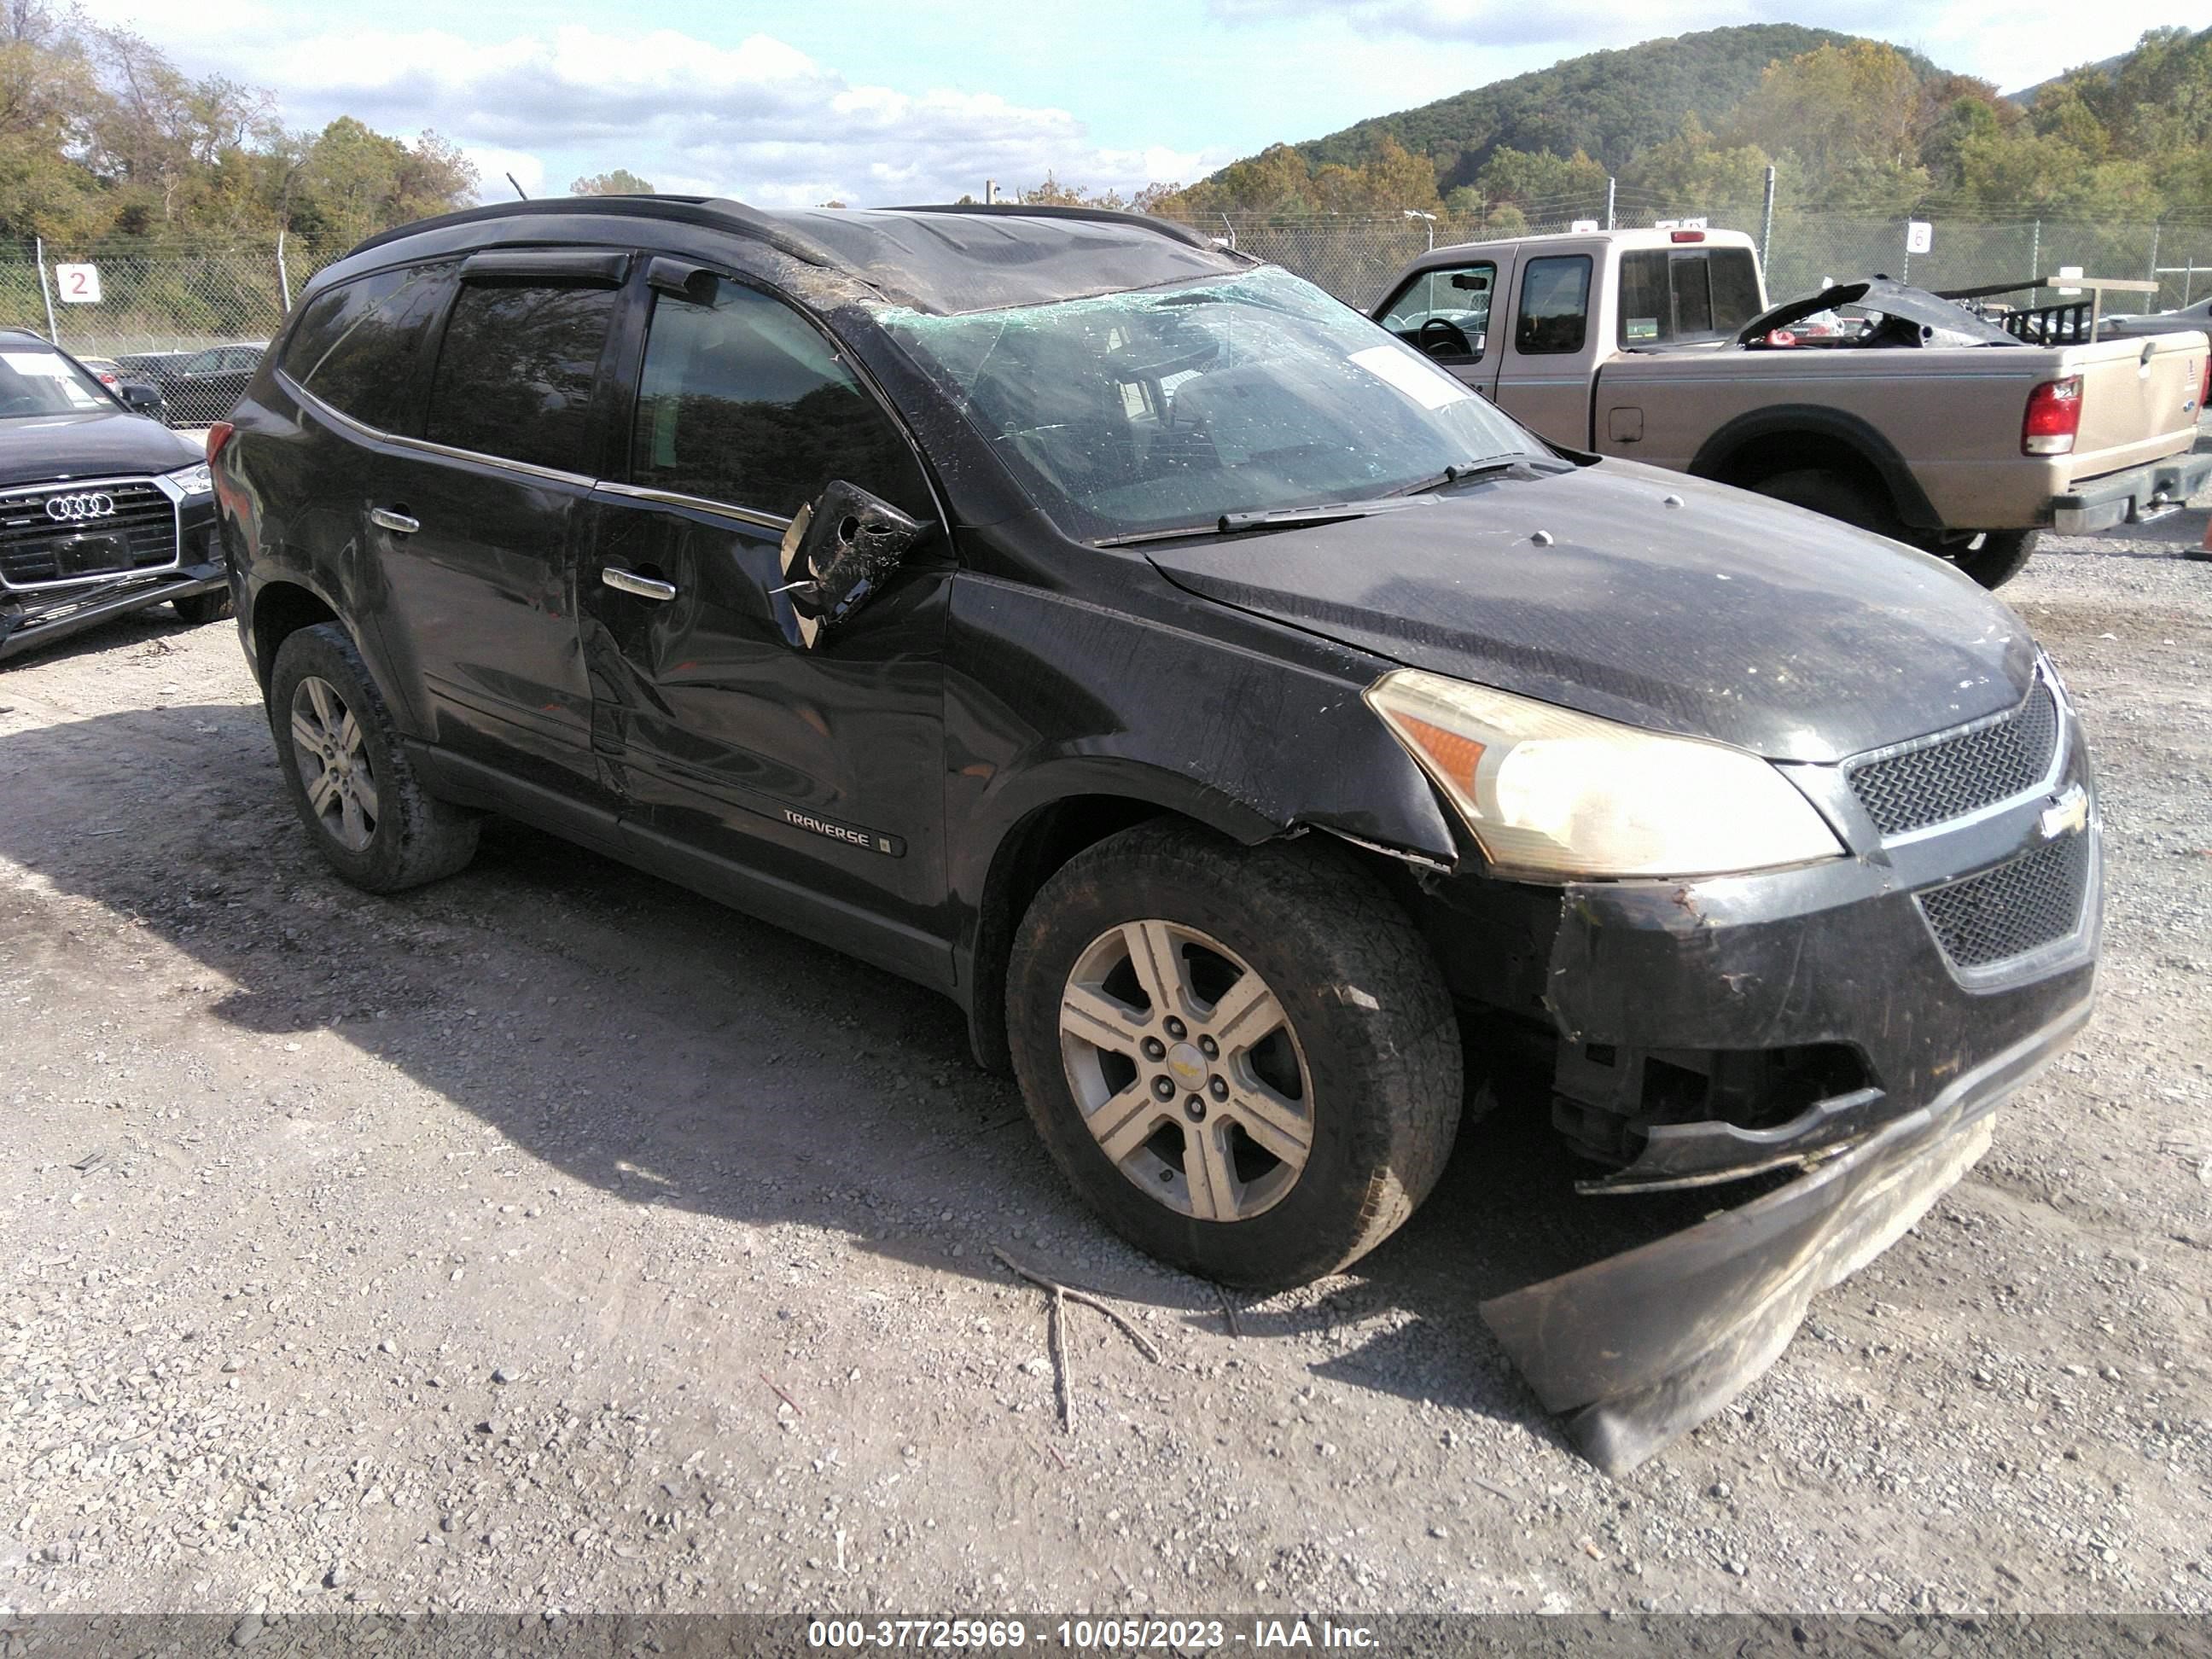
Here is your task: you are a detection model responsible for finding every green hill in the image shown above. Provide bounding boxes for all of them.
[1288,24,1935,194]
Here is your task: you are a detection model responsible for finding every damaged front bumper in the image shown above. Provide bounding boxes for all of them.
[0,554,225,663]
[1439,702,2101,1472]
[1480,989,2087,1476]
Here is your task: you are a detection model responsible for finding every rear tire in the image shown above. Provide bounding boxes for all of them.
[268,623,479,893]
[1947,529,2040,589]
[1006,822,1462,1289]
[1749,469,1905,540]
[172,588,234,625]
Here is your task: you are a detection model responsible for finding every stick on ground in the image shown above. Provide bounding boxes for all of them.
[992,1248,1163,1364]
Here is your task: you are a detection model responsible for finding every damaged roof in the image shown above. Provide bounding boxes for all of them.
[343,197,1251,317]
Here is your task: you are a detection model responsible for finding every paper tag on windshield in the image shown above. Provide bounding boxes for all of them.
[2,351,73,377]
[1348,346,1472,410]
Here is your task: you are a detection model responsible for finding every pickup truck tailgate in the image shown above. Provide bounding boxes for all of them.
[2064,329,2208,480]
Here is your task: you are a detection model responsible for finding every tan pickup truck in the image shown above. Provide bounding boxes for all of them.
[1371,228,2211,585]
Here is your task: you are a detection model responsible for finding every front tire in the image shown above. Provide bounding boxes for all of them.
[267,623,479,893]
[1006,823,1462,1289]
[172,588,234,625]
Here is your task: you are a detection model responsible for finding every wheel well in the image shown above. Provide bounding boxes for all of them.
[965,795,1179,1074]
[250,582,339,688]
[1704,433,1896,513]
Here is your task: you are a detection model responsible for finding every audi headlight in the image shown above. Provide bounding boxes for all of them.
[1365,668,1843,879]
[166,462,212,496]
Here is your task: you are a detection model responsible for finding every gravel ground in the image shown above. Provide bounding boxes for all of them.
[0,509,2206,1618]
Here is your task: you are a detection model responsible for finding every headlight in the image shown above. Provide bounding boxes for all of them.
[1365,668,1843,879]
[167,462,212,496]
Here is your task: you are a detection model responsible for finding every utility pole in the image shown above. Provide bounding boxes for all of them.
[984,179,998,204]
[35,237,58,343]
[1604,176,1615,232]
[1759,166,1776,273]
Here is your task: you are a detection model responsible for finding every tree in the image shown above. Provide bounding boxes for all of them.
[1619,118,1773,214]
[1731,41,1930,201]
[571,168,654,195]
[1474,145,1605,212]
[1018,172,1126,209]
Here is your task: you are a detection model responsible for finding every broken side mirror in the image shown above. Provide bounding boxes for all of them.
[777,480,929,648]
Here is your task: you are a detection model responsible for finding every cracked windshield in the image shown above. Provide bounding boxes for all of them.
[882,266,1538,539]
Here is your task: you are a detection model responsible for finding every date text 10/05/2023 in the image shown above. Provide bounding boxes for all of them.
[805,1619,1381,1650]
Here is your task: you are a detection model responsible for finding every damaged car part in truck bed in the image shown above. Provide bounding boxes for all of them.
[210,195,2104,1474]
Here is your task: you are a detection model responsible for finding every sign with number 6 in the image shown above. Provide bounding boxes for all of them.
[55,263,102,304]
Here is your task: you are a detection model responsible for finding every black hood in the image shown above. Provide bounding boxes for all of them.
[1146,459,2035,765]
[0,410,205,490]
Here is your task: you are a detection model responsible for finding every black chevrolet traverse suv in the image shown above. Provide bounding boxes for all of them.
[211,198,2100,1470]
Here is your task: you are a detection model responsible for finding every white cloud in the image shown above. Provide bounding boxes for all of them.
[458,146,547,203]
[89,14,1222,208]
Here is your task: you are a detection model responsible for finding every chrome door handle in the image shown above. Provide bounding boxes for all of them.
[602,567,678,602]
[369,507,419,534]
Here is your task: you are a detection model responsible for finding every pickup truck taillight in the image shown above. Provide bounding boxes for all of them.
[2023,375,2082,456]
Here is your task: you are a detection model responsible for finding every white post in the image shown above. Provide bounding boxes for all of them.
[276,230,292,311]
[1759,166,1776,272]
[35,236,59,343]
[1604,176,1615,232]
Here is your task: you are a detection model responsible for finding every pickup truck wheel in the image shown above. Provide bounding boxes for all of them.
[1947,530,2040,589]
[171,589,234,625]
[1006,823,1463,1290]
[268,623,480,894]
[1748,469,1905,541]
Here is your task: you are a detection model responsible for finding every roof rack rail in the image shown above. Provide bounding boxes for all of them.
[343,195,842,271]
[883,201,1216,252]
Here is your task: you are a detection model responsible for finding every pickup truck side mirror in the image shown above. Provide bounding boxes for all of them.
[777,480,929,648]
[118,381,163,413]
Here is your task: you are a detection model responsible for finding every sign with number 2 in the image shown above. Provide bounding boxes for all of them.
[55,263,102,304]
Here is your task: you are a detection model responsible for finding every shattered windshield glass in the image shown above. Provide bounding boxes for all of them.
[878,266,1541,540]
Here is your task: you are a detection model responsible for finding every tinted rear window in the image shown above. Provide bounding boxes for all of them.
[424,283,619,474]
[285,265,452,433]
[1618,248,1763,346]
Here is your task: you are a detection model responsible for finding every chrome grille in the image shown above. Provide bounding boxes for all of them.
[0,480,178,589]
[1847,679,2061,838]
[1918,832,2091,969]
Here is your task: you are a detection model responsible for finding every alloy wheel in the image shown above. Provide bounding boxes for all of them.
[288,674,379,853]
[1057,920,1314,1222]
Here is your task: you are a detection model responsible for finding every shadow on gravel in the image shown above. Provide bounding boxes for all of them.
[0,700,1727,1447]
[0,598,215,674]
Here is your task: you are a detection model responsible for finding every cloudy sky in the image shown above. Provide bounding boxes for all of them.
[78,0,2207,207]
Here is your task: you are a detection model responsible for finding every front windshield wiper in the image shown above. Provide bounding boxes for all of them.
[1383,454,1553,497]
[1094,498,1429,547]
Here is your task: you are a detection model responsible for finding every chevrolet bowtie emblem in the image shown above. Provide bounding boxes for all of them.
[2039,784,2088,841]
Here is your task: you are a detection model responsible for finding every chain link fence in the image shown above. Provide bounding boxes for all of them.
[0,236,348,427]
[8,211,2212,426]
[1183,201,2212,317]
